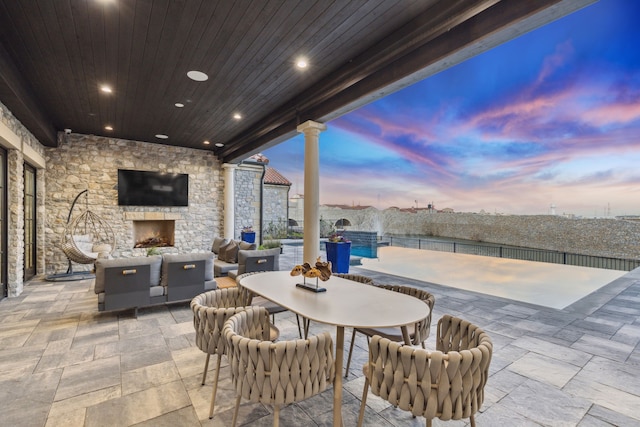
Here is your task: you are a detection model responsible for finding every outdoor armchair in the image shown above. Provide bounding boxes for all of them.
[236,271,304,338]
[223,306,335,427]
[300,272,377,339]
[357,314,493,427]
[191,288,279,419]
[333,273,375,285]
[345,284,435,377]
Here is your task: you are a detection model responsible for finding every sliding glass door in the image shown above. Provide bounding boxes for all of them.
[24,164,36,281]
[0,149,6,298]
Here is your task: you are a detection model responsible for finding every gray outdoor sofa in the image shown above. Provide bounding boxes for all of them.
[211,236,257,276]
[94,252,217,314]
[227,247,281,279]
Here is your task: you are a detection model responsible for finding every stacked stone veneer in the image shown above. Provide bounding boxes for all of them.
[263,183,289,238]
[314,206,640,260]
[1,101,47,296]
[234,163,263,241]
[45,134,224,274]
[233,163,290,243]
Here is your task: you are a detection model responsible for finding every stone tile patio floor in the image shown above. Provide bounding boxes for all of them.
[1,244,639,426]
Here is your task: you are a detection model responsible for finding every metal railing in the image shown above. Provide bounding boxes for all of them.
[382,235,640,271]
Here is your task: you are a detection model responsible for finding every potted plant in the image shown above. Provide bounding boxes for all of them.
[146,246,160,256]
[325,232,351,273]
[240,225,256,243]
[259,239,282,253]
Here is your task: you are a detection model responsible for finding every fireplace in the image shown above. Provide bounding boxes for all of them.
[133,220,175,248]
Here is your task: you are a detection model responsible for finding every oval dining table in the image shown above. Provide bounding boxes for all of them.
[239,271,429,427]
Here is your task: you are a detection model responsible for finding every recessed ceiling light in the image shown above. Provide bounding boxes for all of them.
[203,140,210,145]
[100,85,113,93]
[187,70,208,81]
[296,58,308,69]
[104,125,113,131]
[215,142,224,147]
[175,102,184,108]
[155,134,169,139]
[233,113,242,120]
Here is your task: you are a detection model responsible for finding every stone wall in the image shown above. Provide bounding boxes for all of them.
[263,183,289,239]
[0,101,47,296]
[312,206,640,260]
[234,163,291,243]
[234,163,263,240]
[8,150,24,293]
[45,134,224,274]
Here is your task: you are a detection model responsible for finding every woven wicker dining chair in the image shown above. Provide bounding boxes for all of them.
[191,288,279,419]
[357,314,493,427]
[298,272,377,339]
[345,284,435,377]
[236,271,305,338]
[333,273,376,285]
[223,306,335,427]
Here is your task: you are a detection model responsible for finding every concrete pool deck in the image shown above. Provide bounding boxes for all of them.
[359,247,626,309]
[0,243,638,426]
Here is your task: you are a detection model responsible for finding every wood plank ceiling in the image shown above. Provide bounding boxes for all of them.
[0,0,592,162]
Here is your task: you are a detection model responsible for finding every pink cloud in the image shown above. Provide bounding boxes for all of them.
[582,101,640,126]
[536,41,574,84]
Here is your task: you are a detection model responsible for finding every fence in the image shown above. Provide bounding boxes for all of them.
[383,235,640,271]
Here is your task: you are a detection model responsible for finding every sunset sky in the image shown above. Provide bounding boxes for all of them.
[263,0,640,217]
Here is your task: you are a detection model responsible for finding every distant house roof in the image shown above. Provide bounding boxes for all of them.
[264,167,291,186]
[323,204,373,210]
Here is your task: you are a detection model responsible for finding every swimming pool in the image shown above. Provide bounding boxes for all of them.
[359,246,625,309]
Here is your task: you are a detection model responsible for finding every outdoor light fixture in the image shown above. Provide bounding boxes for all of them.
[187,70,208,81]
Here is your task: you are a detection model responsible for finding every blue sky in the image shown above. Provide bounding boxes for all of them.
[263,0,640,217]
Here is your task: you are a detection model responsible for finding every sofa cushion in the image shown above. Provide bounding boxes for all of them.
[211,236,228,254]
[239,241,257,250]
[223,240,239,263]
[204,279,217,291]
[214,259,238,276]
[161,252,215,286]
[94,255,162,294]
[236,248,281,275]
[217,241,230,262]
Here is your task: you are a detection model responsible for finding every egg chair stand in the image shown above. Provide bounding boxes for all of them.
[46,190,116,282]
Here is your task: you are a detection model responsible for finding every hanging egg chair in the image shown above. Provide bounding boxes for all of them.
[46,190,116,281]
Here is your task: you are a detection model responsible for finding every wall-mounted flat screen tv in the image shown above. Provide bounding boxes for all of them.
[118,169,189,206]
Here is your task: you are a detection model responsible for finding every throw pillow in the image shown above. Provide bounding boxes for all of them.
[224,239,239,263]
[239,241,257,250]
[217,241,230,261]
[211,236,227,254]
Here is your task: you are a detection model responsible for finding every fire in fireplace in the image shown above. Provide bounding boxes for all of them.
[133,220,175,248]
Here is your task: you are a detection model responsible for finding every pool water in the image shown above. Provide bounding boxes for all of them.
[350,245,377,258]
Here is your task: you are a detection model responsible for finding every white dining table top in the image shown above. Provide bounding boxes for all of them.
[239,271,428,329]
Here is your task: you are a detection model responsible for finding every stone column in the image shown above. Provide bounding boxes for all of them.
[222,163,237,240]
[7,149,24,296]
[297,120,327,264]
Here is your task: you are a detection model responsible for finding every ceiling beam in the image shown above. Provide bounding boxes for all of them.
[0,41,57,147]
[220,0,592,162]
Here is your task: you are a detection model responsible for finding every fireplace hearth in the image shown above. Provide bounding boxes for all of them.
[133,220,175,248]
